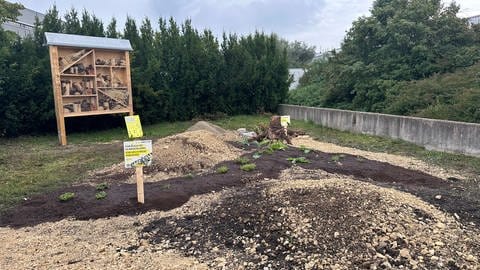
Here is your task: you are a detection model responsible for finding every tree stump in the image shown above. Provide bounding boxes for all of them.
[253,115,292,144]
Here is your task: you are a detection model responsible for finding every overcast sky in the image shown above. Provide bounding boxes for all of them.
[14,0,480,50]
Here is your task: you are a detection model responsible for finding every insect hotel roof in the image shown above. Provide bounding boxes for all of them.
[45,32,133,51]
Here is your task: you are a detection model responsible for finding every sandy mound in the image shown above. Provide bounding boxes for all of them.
[91,129,243,183]
[187,121,226,135]
[149,129,242,174]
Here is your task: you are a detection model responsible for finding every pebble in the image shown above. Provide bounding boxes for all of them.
[465,255,476,262]
[434,195,442,200]
[399,248,410,259]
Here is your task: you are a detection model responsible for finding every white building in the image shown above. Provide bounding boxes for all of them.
[289,68,305,90]
[2,7,44,38]
[467,15,480,25]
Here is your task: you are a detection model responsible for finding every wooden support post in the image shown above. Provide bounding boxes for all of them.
[135,166,145,204]
[48,46,67,146]
[125,51,134,116]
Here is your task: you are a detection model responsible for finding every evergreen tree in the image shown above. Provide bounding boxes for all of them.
[63,8,81,34]
[105,17,119,38]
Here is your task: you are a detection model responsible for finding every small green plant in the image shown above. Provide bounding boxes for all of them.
[331,154,346,163]
[252,152,262,159]
[287,157,311,164]
[185,173,195,179]
[95,182,109,191]
[240,137,250,146]
[299,145,311,154]
[240,163,256,172]
[259,139,271,146]
[235,156,250,165]
[58,192,75,202]
[217,165,229,174]
[268,140,287,151]
[95,191,107,200]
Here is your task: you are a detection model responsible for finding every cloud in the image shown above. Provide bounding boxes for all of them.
[15,0,480,50]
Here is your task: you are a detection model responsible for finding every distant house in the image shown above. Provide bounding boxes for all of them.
[289,68,305,90]
[467,15,480,25]
[2,7,44,38]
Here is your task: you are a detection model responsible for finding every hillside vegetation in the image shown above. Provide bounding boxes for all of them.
[288,0,480,123]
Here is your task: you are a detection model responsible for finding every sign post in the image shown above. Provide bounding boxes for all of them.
[280,115,291,137]
[124,116,150,204]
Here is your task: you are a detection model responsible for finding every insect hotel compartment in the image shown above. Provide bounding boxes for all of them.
[56,47,132,116]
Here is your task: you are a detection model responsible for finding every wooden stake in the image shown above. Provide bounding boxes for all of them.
[135,166,145,204]
[49,46,67,146]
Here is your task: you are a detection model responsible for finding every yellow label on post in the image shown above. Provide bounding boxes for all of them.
[124,115,143,138]
[280,115,291,127]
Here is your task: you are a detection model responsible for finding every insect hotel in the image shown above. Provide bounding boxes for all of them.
[45,32,134,145]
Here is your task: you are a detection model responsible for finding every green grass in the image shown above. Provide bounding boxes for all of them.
[0,121,190,211]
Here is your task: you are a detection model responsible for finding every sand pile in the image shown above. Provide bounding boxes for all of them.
[91,124,243,183]
[149,129,242,174]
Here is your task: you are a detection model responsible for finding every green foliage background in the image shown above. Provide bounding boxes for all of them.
[288,0,480,123]
[0,4,290,136]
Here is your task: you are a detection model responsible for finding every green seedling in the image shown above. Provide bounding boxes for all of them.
[287,157,311,164]
[259,139,271,146]
[95,191,107,200]
[235,157,250,165]
[186,173,195,179]
[299,145,311,154]
[217,165,229,174]
[240,163,256,172]
[252,152,262,159]
[331,154,346,163]
[268,141,287,151]
[58,192,75,202]
[240,137,250,146]
[96,182,109,191]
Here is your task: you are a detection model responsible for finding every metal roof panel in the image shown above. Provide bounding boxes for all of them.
[45,32,133,51]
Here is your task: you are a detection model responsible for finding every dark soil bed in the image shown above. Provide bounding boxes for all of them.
[1,145,479,228]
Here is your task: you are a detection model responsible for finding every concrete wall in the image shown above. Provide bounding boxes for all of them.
[279,104,480,157]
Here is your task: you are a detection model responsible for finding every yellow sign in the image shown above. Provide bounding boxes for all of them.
[280,115,291,127]
[124,115,144,138]
[123,140,152,168]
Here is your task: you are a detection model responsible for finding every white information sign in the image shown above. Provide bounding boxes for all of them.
[123,140,153,168]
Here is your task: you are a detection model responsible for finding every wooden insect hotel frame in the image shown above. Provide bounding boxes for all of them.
[45,32,134,145]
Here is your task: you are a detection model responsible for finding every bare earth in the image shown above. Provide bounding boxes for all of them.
[0,126,478,269]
